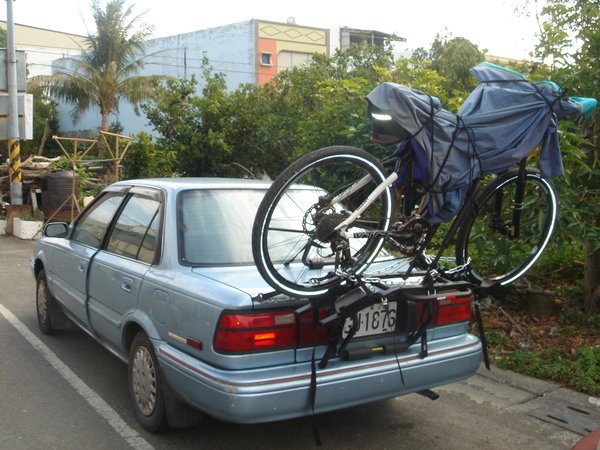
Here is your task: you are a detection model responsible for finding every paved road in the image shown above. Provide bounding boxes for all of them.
[1,235,598,449]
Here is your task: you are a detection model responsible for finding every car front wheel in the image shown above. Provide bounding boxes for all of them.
[36,269,62,334]
[128,331,169,432]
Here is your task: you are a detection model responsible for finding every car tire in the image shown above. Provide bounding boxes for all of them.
[128,331,169,432]
[36,269,63,335]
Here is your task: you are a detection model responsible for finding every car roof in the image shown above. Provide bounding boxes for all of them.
[111,177,274,193]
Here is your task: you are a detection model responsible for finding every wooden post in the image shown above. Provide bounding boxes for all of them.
[50,136,98,223]
[99,131,134,183]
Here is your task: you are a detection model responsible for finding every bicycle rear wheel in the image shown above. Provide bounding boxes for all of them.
[252,146,394,298]
[456,169,557,286]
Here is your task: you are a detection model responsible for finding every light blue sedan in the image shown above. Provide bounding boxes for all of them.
[32,178,481,432]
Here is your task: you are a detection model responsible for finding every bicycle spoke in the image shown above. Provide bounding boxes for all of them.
[457,170,556,286]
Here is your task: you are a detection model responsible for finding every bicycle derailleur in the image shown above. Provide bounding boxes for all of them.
[388,215,431,256]
[303,203,354,269]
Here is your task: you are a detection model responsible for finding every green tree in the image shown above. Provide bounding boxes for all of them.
[142,43,400,178]
[0,27,6,47]
[429,34,485,98]
[37,0,157,132]
[142,66,233,176]
[121,132,175,179]
[535,0,600,313]
[259,42,397,165]
[393,54,450,106]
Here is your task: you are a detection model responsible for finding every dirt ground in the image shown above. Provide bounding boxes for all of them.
[478,300,598,354]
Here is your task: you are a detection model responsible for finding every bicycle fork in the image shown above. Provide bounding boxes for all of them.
[510,159,528,239]
[491,158,527,239]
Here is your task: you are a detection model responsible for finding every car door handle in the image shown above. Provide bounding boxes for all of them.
[121,277,133,293]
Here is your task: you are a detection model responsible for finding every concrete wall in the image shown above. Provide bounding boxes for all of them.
[53,19,329,136]
[55,20,256,136]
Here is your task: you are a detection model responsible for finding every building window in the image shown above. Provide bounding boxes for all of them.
[260,53,272,66]
[277,51,313,71]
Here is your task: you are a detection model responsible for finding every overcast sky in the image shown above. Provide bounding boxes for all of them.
[2,0,540,60]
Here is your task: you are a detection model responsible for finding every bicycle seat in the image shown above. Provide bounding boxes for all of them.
[368,103,412,145]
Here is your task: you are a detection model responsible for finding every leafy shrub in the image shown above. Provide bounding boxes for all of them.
[121,132,176,179]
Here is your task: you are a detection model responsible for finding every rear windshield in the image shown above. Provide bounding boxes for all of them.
[178,188,319,265]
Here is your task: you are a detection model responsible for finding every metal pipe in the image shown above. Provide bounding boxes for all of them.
[6,0,22,205]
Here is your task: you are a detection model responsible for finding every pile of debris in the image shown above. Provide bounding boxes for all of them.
[1,155,106,224]
[0,155,61,199]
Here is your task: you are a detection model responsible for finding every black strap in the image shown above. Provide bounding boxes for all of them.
[318,340,338,370]
[397,300,434,358]
[307,307,323,446]
[309,345,322,446]
[337,313,359,357]
[251,290,281,303]
[474,302,491,370]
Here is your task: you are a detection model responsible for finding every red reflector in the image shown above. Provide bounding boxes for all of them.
[435,295,472,325]
[254,332,276,343]
[185,337,203,350]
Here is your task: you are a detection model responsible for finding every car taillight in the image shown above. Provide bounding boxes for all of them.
[298,308,329,346]
[434,294,472,325]
[214,309,328,353]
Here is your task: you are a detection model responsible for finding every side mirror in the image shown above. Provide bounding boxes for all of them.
[44,222,69,238]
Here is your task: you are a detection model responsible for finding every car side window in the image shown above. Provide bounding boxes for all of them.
[106,194,161,264]
[71,193,125,249]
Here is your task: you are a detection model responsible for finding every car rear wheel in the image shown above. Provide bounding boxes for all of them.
[128,331,169,432]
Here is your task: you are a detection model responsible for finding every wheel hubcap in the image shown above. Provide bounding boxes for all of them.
[37,282,48,323]
[132,346,157,416]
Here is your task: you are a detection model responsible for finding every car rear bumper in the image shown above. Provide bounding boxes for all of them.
[157,333,481,424]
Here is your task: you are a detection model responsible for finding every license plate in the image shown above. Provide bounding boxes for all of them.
[342,302,397,338]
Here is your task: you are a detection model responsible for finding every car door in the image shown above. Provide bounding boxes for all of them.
[48,190,127,326]
[87,187,162,349]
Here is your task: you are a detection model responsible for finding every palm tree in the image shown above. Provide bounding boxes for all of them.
[41,0,157,132]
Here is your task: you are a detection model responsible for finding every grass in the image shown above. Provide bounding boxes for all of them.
[497,346,600,396]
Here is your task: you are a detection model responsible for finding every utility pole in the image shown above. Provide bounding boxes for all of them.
[6,0,22,205]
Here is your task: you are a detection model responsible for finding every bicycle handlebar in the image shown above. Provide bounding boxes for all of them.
[570,96,597,119]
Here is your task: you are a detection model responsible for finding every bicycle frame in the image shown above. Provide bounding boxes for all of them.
[333,171,399,235]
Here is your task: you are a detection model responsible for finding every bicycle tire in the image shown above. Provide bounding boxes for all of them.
[252,146,394,298]
[456,169,557,286]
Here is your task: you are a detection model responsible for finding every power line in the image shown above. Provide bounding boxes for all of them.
[27,61,263,78]
[22,46,314,72]
[26,52,310,77]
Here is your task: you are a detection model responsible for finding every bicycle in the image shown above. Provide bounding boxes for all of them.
[252,63,596,300]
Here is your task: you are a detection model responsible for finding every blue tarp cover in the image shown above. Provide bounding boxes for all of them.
[366,62,594,223]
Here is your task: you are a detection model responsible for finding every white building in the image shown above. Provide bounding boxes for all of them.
[0,21,86,77]
[54,19,330,136]
[5,20,401,137]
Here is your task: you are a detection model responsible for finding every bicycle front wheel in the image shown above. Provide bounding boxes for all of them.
[456,169,557,287]
[252,146,394,298]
